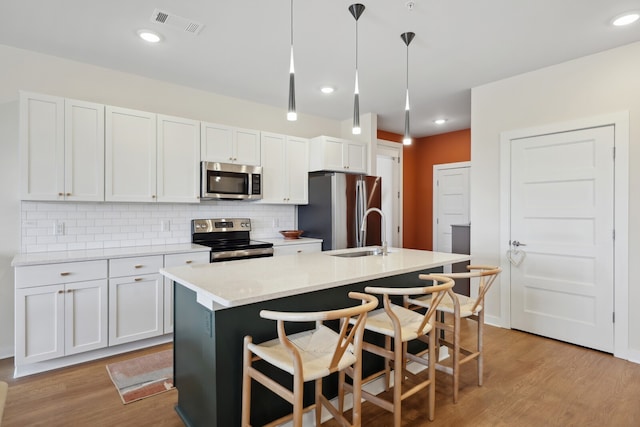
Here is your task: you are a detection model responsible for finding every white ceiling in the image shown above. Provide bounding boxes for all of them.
[1,0,640,137]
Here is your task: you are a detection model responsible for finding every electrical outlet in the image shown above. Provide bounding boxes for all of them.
[272,218,279,228]
[53,221,64,236]
[161,220,171,232]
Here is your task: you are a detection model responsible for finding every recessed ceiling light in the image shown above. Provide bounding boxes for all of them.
[434,118,447,125]
[137,29,162,43]
[320,86,335,94]
[612,12,639,26]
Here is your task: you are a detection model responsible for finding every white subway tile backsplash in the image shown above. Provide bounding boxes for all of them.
[21,201,296,253]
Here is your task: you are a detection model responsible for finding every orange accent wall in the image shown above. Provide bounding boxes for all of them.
[378,128,471,250]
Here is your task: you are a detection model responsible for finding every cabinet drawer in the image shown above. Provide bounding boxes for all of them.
[109,255,163,278]
[273,242,322,256]
[164,251,210,267]
[16,260,107,288]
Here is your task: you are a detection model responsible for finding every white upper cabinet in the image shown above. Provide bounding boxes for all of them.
[201,122,261,166]
[20,93,105,201]
[259,132,308,204]
[308,136,367,174]
[105,106,157,202]
[157,114,201,203]
[64,99,105,201]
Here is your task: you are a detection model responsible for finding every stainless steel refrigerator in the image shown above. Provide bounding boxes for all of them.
[298,171,382,251]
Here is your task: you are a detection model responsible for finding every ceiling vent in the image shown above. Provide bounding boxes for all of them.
[150,9,204,35]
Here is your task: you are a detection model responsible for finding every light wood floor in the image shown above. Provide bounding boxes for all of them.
[2,323,640,427]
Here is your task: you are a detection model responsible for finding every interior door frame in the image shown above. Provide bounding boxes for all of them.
[499,111,629,360]
[432,161,471,252]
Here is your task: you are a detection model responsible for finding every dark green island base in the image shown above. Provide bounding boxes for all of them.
[173,268,440,427]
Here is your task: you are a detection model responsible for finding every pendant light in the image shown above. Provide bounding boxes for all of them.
[287,0,297,121]
[401,32,415,145]
[349,4,365,135]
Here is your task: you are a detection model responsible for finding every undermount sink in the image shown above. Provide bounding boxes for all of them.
[330,248,385,258]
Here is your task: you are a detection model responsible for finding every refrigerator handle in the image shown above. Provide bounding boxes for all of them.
[356,179,366,247]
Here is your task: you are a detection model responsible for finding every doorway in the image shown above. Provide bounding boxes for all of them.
[500,112,629,358]
[376,140,402,248]
[432,162,470,253]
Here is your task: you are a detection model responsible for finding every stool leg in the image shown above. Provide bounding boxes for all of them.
[385,335,392,391]
[393,337,403,427]
[315,378,322,426]
[241,336,252,427]
[428,327,436,421]
[453,312,461,403]
[293,373,304,427]
[478,310,484,386]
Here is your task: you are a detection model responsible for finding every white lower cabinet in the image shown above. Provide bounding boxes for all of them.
[108,255,164,346]
[163,251,210,333]
[273,241,322,256]
[14,260,108,365]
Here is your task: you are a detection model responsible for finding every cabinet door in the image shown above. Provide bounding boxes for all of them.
[105,106,157,202]
[15,284,65,364]
[19,92,65,200]
[345,140,367,173]
[64,99,105,201]
[64,279,108,355]
[108,274,163,345]
[285,136,309,204]
[259,132,287,203]
[234,128,261,165]
[273,242,322,256]
[322,137,345,171]
[163,251,210,334]
[201,122,234,163]
[157,115,201,203]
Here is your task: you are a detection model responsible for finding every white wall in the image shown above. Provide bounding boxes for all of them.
[0,43,345,358]
[471,41,640,356]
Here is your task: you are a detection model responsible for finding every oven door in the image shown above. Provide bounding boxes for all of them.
[201,162,262,200]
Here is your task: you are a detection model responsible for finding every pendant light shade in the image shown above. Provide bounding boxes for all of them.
[349,4,365,135]
[287,0,297,121]
[401,32,415,145]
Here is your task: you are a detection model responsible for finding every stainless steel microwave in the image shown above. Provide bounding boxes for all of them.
[201,162,262,200]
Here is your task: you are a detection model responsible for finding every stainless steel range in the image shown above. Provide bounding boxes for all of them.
[191,218,274,262]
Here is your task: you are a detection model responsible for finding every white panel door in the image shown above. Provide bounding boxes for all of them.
[64,279,108,355]
[64,99,105,201]
[376,143,402,247]
[433,164,470,252]
[109,274,163,345]
[19,92,65,200]
[105,106,157,202]
[510,126,614,352]
[157,114,200,203]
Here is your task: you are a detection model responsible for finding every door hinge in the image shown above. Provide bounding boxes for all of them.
[397,226,400,233]
[613,312,615,323]
[397,191,400,199]
[613,146,616,160]
[437,218,439,225]
[397,157,400,164]
[613,229,615,240]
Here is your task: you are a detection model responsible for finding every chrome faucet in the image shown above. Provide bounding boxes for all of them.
[360,208,388,255]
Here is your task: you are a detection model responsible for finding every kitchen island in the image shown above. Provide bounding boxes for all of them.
[160,247,470,427]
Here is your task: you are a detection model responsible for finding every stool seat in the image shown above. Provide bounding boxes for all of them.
[357,305,432,340]
[248,325,356,382]
[409,292,482,318]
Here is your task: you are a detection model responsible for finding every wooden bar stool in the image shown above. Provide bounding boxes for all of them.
[341,274,454,427]
[241,292,378,427]
[406,265,501,403]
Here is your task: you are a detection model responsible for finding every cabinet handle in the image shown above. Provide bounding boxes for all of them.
[134,264,143,269]
[135,278,143,282]
[152,195,156,199]
[57,290,64,294]
[297,250,302,253]
[58,192,64,197]
[60,272,71,276]
[66,289,73,293]
[66,193,71,196]
[185,260,193,264]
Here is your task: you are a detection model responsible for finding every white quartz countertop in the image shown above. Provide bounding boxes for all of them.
[160,247,470,309]
[11,243,211,266]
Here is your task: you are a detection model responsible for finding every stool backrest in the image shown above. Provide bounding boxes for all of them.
[259,292,379,372]
[441,265,502,312]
